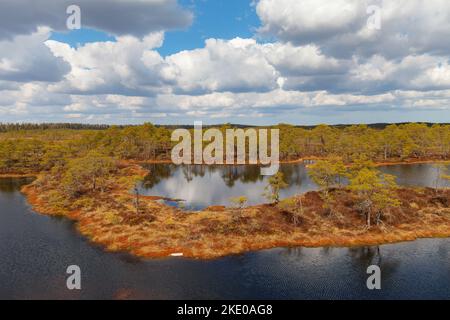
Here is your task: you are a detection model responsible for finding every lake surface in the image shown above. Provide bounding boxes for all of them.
[0,167,449,300]
[140,163,450,210]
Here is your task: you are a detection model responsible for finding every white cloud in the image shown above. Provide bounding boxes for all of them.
[0,27,69,82]
[256,0,450,59]
[46,33,167,96]
[162,38,280,94]
[0,0,192,40]
[257,0,365,44]
[155,89,398,112]
[264,43,344,76]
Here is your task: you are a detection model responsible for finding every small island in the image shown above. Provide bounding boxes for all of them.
[21,160,450,259]
[1,123,448,259]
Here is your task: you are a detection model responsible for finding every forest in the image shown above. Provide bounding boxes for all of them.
[1,122,449,175]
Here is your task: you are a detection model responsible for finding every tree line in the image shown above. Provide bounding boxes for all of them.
[0,123,112,132]
[1,122,449,175]
[278,123,450,162]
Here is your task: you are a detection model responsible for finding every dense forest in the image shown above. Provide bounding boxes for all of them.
[1,122,449,175]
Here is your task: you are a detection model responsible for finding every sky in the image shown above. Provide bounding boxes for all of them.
[1,0,450,125]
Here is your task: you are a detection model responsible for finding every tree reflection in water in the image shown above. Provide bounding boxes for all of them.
[139,163,317,209]
[142,164,309,189]
[139,163,448,210]
[0,177,34,193]
[141,164,173,189]
[348,246,400,285]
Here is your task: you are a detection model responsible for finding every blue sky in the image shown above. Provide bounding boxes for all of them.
[50,0,261,56]
[160,0,261,56]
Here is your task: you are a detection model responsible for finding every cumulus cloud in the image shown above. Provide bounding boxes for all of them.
[162,38,280,94]
[43,35,352,96]
[256,0,450,59]
[0,27,70,82]
[46,32,167,96]
[0,82,71,117]
[0,0,192,40]
[278,53,450,94]
[264,43,345,77]
[257,0,366,44]
[160,38,349,94]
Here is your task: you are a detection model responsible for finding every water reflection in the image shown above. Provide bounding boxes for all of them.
[1,177,449,299]
[0,177,34,193]
[348,246,382,266]
[140,163,450,210]
[379,163,450,188]
[140,163,317,210]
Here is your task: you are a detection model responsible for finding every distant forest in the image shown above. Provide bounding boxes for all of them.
[0,123,111,132]
[1,122,448,132]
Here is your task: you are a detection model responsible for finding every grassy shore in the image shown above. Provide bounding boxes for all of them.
[19,162,450,259]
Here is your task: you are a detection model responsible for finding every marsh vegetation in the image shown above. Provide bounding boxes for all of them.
[1,123,450,258]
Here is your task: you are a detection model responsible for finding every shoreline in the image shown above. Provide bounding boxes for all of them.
[19,164,450,260]
[22,183,450,259]
[0,173,38,178]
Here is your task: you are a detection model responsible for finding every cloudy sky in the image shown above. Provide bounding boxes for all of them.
[1,0,450,125]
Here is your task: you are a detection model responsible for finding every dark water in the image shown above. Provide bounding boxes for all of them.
[140,163,450,210]
[0,174,449,300]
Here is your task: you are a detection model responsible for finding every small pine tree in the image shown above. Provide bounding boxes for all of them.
[349,168,400,228]
[230,196,248,221]
[433,164,449,192]
[264,172,288,204]
[308,157,346,215]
